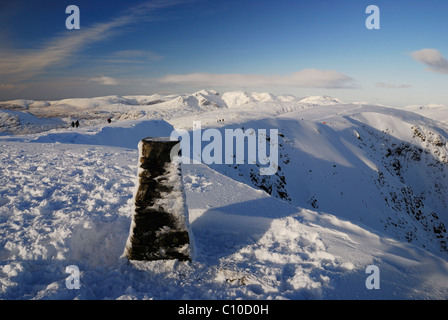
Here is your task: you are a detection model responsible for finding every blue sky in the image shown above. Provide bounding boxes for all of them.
[0,0,447,106]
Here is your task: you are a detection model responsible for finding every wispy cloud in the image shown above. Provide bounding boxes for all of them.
[0,83,25,91]
[375,82,412,89]
[89,76,120,86]
[112,50,163,61]
[411,49,448,74]
[0,0,183,82]
[100,50,164,66]
[158,69,355,89]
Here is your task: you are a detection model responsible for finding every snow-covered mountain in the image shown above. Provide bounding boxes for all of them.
[1,90,448,300]
[202,104,448,258]
[298,95,344,105]
[404,103,448,127]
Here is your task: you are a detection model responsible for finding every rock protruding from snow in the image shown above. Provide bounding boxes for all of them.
[125,138,191,261]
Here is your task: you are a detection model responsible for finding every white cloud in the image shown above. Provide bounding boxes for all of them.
[411,49,448,74]
[89,76,119,86]
[376,82,412,89]
[158,69,355,89]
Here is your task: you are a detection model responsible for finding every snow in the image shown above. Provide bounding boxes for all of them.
[298,95,344,105]
[1,90,448,300]
[0,110,66,136]
[404,103,448,126]
[221,91,296,108]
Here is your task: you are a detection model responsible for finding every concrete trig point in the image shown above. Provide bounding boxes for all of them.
[125,137,191,261]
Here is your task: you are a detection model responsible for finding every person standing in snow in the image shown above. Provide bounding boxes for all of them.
[75,120,79,128]
[71,121,75,128]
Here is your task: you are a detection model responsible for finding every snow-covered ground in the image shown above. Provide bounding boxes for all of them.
[1,90,448,299]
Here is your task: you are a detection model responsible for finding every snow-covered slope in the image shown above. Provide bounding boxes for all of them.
[0,90,227,134]
[0,110,66,135]
[403,103,448,126]
[1,91,448,300]
[199,105,448,259]
[298,95,344,105]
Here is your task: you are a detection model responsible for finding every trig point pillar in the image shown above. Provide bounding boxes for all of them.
[125,137,191,261]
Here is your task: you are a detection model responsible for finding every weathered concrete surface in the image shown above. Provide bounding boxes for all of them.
[126,138,191,261]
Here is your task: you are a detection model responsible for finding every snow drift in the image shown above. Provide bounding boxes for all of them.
[1,90,448,300]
